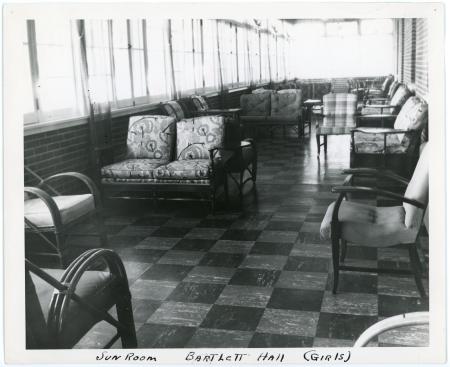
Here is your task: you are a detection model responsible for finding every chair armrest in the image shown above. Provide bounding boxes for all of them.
[352,127,409,135]
[331,186,426,209]
[24,186,63,228]
[341,168,409,186]
[41,172,102,208]
[364,104,396,109]
[26,248,131,340]
[354,312,429,347]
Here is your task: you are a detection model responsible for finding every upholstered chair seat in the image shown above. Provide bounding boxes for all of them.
[25,194,95,228]
[101,159,166,180]
[155,159,217,181]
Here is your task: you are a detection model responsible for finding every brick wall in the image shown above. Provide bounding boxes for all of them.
[396,18,428,99]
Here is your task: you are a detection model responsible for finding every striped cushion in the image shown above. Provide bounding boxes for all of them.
[322,93,357,116]
[162,101,186,121]
[191,95,209,112]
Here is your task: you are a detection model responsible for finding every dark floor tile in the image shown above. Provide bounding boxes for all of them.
[378,260,411,271]
[249,332,313,348]
[151,227,191,238]
[230,269,280,287]
[326,272,378,294]
[109,235,149,249]
[197,218,235,228]
[199,252,245,268]
[221,229,262,241]
[315,313,378,340]
[250,242,293,255]
[136,323,196,348]
[284,256,330,273]
[173,238,216,251]
[264,221,303,231]
[378,295,429,317]
[267,288,323,312]
[344,245,378,261]
[131,299,162,323]
[132,216,171,226]
[116,248,165,263]
[167,282,225,303]
[200,305,265,331]
[141,264,193,282]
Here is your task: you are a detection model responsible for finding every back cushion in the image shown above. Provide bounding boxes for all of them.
[323,93,357,116]
[403,143,429,228]
[191,95,209,111]
[127,115,176,161]
[382,75,394,95]
[271,90,302,118]
[394,96,428,143]
[387,80,400,99]
[176,115,225,160]
[240,93,271,116]
[162,101,185,121]
[390,85,412,107]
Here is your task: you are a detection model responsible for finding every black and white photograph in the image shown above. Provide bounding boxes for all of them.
[3,1,447,364]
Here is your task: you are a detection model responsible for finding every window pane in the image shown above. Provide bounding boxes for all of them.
[34,19,78,114]
[361,19,393,35]
[129,20,146,98]
[112,20,132,102]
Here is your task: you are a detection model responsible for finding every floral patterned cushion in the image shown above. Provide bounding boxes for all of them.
[126,115,176,161]
[191,95,209,111]
[389,85,412,108]
[240,93,271,116]
[162,101,186,121]
[176,115,225,160]
[353,132,406,154]
[101,159,166,179]
[155,159,214,180]
[360,106,395,115]
[394,96,428,147]
[271,90,302,118]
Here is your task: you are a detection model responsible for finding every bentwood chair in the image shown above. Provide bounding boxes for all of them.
[320,143,429,298]
[354,312,429,347]
[26,248,137,349]
[24,167,108,267]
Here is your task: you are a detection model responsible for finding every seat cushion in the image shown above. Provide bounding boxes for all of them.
[101,159,166,179]
[25,194,95,228]
[360,106,395,116]
[320,200,419,246]
[30,269,116,348]
[176,115,225,160]
[126,115,176,160]
[155,159,216,180]
[316,115,356,135]
[353,130,406,154]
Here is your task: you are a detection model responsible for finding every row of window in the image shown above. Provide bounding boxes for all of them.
[24,18,291,124]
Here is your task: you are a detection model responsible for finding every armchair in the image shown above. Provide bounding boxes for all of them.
[320,143,429,298]
[360,84,412,117]
[190,95,242,122]
[26,248,137,349]
[354,312,428,347]
[24,167,107,267]
[351,96,428,177]
[364,74,394,99]
[316,93,358,154]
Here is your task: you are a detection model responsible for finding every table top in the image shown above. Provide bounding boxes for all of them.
[304,99,322,105]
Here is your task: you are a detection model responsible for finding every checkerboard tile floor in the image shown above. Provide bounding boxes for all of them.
[67,132,429,348]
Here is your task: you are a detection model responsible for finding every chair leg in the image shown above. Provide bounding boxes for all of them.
[324,135,328,153]
[96,211,108,248]
[340,239,347,262]
[316,134,320,154]
[331,235,340,294]
[116,290,137,348]
[408,245,427,298]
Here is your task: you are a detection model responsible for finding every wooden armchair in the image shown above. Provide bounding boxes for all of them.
[26,248,137,349]
[24,167,107,267]
[320,143,429,298]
